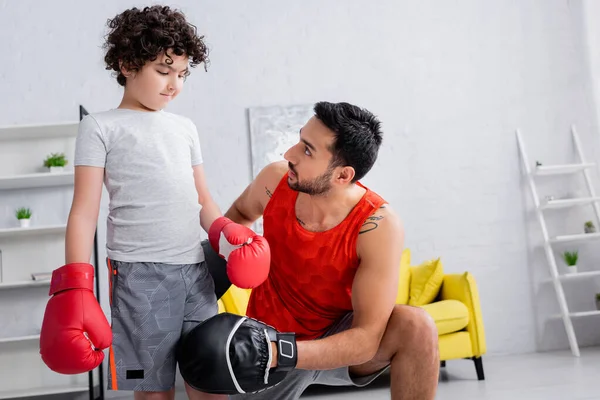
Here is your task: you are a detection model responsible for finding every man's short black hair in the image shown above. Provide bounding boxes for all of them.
[314,101,383,182]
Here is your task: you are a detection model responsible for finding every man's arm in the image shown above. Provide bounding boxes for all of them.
[224,161,287,228]
[290,206,404,370]
[193,164,223,233]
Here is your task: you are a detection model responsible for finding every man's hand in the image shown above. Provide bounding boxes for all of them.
[270,342,278,368]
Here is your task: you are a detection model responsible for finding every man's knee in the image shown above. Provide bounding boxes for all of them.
[391,305,438,349]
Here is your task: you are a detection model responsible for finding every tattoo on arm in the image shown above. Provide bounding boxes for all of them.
[265,187,273,198]
[359,215,384,234]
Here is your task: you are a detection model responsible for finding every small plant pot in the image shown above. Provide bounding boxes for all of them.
[596,298,600,311]
[19,219,31,228]
[584,226,596,234]
[49,166,64,173]
[566,265,578,274]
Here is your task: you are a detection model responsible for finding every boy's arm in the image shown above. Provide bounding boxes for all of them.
[193,164,223,233]
[198,162,284,289]
[274,206,404,370]
[65,166,105,264]
[224,161,288,228]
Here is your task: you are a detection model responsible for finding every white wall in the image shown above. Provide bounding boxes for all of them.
[582,1,600,153]
[582,0,600,127]
[1,0,600,369]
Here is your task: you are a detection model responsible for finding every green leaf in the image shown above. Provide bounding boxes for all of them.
[15,207,32,219]
[43,152,68,167]
[561,250,578,266]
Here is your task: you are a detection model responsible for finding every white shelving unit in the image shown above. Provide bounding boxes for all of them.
[0,385,89,400]
[0,171,75,190]
[550,232,600,244]
[539,197,600,209]
[0,334,40,344]
[0,224,67,239]
[0,117,96,398]
[0,121,78,142]
[516,125,600,357]
[532,163,596,176]
[0,280,51,290]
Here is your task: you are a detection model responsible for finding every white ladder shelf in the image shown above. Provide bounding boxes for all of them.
[516,125,600,357]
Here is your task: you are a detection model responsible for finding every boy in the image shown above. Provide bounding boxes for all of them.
[39,6,269,400]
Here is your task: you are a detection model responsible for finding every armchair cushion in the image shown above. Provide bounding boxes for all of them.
[395,248,411,305]
[420,300,469,336]
[440,272,487,357]
[408,257,444,306]
[220,286,252,316]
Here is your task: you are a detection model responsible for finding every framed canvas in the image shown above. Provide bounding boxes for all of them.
[247,103,313,234]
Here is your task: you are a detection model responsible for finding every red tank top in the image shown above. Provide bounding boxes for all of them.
[245,174,387,340]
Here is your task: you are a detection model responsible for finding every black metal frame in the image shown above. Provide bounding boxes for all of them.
[79,105,105,400]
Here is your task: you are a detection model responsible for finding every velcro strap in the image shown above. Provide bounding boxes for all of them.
[266,329,297,372]
[275,333,297,372]
[49,263,94,296]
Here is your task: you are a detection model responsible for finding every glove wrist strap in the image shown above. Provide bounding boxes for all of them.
[274,332,297,373]
[49,263,95,296]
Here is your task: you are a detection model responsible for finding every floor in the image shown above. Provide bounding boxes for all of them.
[95,347,600,400]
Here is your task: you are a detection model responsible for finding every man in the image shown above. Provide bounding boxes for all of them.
[208,101,439,399]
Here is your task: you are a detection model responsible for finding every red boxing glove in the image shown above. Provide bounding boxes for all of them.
[40,263,112,374]
[209,217,270,289]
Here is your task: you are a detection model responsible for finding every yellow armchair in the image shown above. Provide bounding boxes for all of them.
[217,248,487,380]
[397,249,487,380]
[218,286,251,317]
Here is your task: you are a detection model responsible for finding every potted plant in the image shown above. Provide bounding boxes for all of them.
[535,161,542,168]
[596,293,600,311]
[43,152,68,173]
[15,207,32,228]
[584,221,596,234]
[561,250,578,274]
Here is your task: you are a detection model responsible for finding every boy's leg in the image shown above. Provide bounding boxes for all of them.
[179,261,227,400]
[107,260,190,398]
[134,389,174,400]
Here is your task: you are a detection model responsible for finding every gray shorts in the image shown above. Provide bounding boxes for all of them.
[106,259,218,392]
[229,313,390,400]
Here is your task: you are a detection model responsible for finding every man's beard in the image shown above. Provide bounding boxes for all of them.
[288,164,333,195]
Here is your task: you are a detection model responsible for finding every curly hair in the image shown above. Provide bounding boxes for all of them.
[103,5,209,86]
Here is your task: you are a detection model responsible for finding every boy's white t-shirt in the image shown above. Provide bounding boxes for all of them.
[75,108,205,264]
